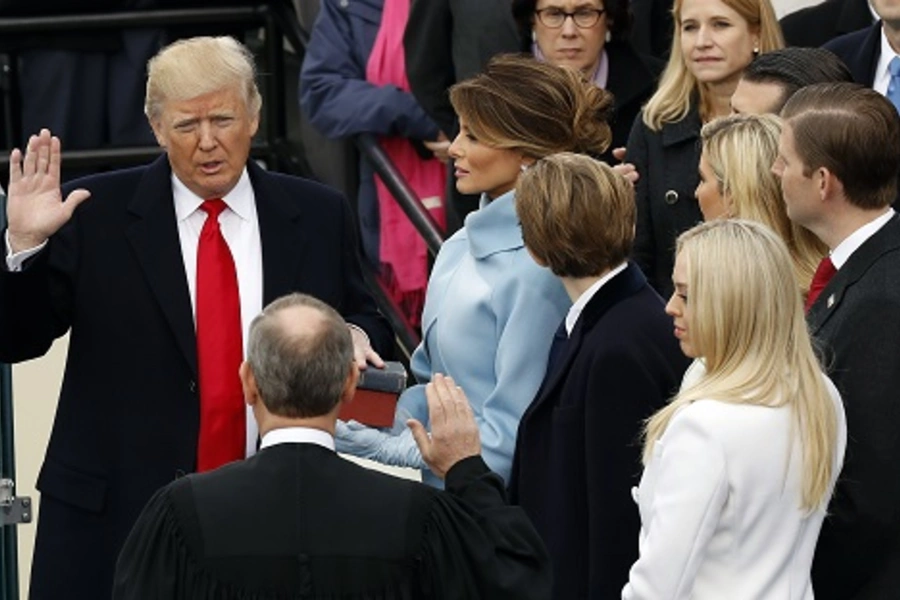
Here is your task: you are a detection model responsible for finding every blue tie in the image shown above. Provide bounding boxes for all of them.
[545,321,570,380]
[887,56,900,114]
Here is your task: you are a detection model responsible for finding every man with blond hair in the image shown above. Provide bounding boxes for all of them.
[0,36,390,599]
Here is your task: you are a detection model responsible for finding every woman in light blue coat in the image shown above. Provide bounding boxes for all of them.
[337,55,615,485]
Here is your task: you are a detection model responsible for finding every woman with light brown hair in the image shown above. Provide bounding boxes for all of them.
[624,0,783,298]
[623,219,846,599]
[696,113,827,296]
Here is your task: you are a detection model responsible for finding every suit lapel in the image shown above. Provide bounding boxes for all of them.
[125,156,198,375]
[525,264,648,416]
[248,162,309,305]
[808,215,900,334]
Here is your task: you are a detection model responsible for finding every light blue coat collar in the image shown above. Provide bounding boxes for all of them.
[465,190,523,259]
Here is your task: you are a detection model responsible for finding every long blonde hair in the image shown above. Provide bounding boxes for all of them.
[700,114,827,294]
[642,0,783,130]
[642,220,838,511]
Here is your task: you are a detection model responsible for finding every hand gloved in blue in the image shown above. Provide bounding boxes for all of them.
[334,419,427,470]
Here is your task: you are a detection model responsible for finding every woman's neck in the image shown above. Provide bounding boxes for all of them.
[703,80,739,121]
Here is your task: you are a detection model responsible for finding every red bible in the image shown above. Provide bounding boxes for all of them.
[339,361,408,427]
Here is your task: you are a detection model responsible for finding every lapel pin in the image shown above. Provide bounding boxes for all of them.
[826,294,835,308]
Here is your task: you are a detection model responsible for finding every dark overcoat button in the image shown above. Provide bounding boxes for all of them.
[665,190,679,205]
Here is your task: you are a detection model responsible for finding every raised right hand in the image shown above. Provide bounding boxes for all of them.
[408,374,481,479]
[6,129,91,253]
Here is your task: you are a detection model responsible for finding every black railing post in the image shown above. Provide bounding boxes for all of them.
[0,191,18,600]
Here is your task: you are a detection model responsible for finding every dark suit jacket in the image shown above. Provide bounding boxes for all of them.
[626,104,703,298]
[0,157,391,599]
[824,20,881,86]
[780,0,873,48]
[808,214,900,600]
[508,264,690,600]
[403,0,520,138]
[630,0,674,60]
[603,42,664,156]
[114,443,552,599]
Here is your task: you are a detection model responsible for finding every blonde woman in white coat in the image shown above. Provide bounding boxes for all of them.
[623,219,847,600]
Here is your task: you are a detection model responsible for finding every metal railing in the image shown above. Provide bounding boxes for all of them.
[0,2,302,174]
[0,192,19,600]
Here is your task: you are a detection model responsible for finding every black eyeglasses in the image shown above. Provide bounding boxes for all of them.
[534,7,606,28]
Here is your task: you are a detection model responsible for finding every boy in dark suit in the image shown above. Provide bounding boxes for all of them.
[508,153,690,600]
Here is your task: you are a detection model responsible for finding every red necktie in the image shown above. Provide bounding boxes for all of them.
[805,256,837,312]
[196,199,245,471]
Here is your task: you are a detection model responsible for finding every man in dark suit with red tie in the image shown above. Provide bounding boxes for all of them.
[0,36,391,599]
[774,82,900,600]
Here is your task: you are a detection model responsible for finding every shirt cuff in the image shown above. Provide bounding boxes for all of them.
[347,323,371,347]
[5,230,46,272]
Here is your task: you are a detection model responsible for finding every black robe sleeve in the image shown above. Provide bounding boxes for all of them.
[418,456,553,599]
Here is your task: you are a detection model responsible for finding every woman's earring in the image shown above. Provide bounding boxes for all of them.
[532,29,537,43]
[605,30,611,43]
[753,46,759,56]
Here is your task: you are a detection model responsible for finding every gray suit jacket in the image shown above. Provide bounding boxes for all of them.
[404,0,519,138]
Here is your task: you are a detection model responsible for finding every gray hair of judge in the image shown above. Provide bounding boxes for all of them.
[144,36,263,121]
[246,294,354,419]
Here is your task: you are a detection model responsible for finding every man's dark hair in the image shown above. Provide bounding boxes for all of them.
[743,48,853,112]
[246,293,353,418]
[782,82,900,210]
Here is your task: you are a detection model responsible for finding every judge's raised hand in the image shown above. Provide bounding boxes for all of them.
[408,373,481,479]
[6,129,91,253]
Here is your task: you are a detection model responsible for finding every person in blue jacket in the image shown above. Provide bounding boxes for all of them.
[300,0,447,325]
[335,55,613,486]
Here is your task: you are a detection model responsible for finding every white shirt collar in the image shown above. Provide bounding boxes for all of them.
[259,426,336,451]
[830,208,894,269]
[564,262,628,335]
[874,24,900,95]
[172,168,253,222]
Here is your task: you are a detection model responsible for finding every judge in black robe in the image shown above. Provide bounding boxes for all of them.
[113,293,551,599]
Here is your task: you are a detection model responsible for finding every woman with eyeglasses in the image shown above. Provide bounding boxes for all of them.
[624,0,783,299]
[512,0,662,157]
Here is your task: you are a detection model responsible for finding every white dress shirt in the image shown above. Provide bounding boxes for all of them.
[830,208,895,269]
[874,25,900,97]
[6,168,265,458]
[172,169,263,457]
[564,262,627,336]
[260,426,335,451]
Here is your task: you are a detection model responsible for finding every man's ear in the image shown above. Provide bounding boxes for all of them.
[339,362,360,406]
[240,361,259,407]
[818,166,844,201]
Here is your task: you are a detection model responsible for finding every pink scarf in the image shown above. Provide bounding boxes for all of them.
[366,0,446,327]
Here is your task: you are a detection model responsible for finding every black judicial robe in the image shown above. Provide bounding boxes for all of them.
[113,443,551,599]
